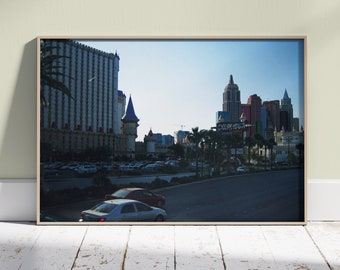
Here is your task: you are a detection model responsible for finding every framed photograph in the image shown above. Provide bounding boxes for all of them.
[37,37,306,224]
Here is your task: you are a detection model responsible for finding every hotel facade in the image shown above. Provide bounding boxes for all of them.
[40,39,134,161]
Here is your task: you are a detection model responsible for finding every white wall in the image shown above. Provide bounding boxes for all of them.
[0,0,340,221]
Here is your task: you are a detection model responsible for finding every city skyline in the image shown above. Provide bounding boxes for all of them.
[79,38,305,140]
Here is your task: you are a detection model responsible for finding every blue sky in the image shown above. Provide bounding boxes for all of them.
[80,39,304,141]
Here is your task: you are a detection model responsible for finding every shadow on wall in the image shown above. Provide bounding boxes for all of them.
[0,39,37,179]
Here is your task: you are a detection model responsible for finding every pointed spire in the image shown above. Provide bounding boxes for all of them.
[283,88,289,99]
[122,95,139,122]
[114,50,120,60]
[229,74,234,84]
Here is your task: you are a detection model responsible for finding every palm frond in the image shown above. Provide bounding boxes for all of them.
[40,39,74,106]
[41,75,74,100]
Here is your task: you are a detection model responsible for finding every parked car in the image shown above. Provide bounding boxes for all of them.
[105,188,166,208]
[141,163,160,172]
[74,165,97,174]
[236,166,249,173]
[164,160,179,167]
[60,162,80,170]
[119,164,135,172]
[79,199,167,222]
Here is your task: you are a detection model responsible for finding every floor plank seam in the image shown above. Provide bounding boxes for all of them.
[215,226,227,270]
[173,226,177,270]
[120,226,132,270]
[304,226,333,270]
[17,225,44,270]
[260,225,280,268]
[71,226,89,270]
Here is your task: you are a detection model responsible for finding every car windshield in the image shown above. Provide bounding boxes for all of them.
[112,189,131,197]
[91,202,117,213]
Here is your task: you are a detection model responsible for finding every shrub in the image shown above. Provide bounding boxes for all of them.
[150,177,170,189]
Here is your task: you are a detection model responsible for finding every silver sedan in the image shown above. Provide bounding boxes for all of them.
[79,199,167,222]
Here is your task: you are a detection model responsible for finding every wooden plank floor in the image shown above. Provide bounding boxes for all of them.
[0,222,339,270]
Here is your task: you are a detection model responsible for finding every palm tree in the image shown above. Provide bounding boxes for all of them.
[168,143,185,159]
[244,136,256,164]
[262,139,271,169]
[188,127,204,177]
[267,138,277,165]
[203,129,218,164]
[254,134,264,165]
[222,133,242,173]
[40,39,73,106]
[214,131,226,175]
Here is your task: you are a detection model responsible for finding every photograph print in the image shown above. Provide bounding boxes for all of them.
[38,37,305,224]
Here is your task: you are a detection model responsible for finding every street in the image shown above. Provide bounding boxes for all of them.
[162,168,304,222]
[41,168,304,223]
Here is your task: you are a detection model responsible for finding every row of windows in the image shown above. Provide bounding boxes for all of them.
[41,40,122,134]
[226,90,241,102]
[44,132,116,152]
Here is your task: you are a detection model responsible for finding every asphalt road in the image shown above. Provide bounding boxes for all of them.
[161,168,304,222]
[42,168,304,223]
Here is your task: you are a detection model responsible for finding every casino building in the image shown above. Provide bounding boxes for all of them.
[40,39,138,161]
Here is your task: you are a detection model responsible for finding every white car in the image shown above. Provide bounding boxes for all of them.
[236,166,249,173]
[74,165,97,174]
[142,164,159,171]
[79,199,167,222]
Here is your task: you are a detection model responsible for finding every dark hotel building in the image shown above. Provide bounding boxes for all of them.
[40,39,136,161]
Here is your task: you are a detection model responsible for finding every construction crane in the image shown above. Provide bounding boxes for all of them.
[174,124,186,130]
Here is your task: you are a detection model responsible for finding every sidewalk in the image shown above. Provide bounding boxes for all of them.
[42,172,196,191]
[108,172,195,185]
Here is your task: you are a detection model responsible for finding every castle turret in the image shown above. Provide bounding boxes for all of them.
[122,95,139,159]
[144,129,157,158]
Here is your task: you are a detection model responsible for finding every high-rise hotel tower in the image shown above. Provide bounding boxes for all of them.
[40,39,137,160]
[280,89,294,131]
[223,75,241,122]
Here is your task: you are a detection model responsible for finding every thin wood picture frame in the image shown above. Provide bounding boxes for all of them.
[37,36,306,225]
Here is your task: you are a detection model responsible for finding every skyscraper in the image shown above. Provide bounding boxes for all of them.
[223,75,241,122]
[263,100,281,132]
[247,94,263,136]
[40,39,121,134]
[281,89,294,131]
[40,39,136,160]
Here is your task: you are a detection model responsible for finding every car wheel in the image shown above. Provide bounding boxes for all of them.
[155,215,164,222]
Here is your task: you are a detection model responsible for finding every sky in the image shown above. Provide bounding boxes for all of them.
[79,39,305,141]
